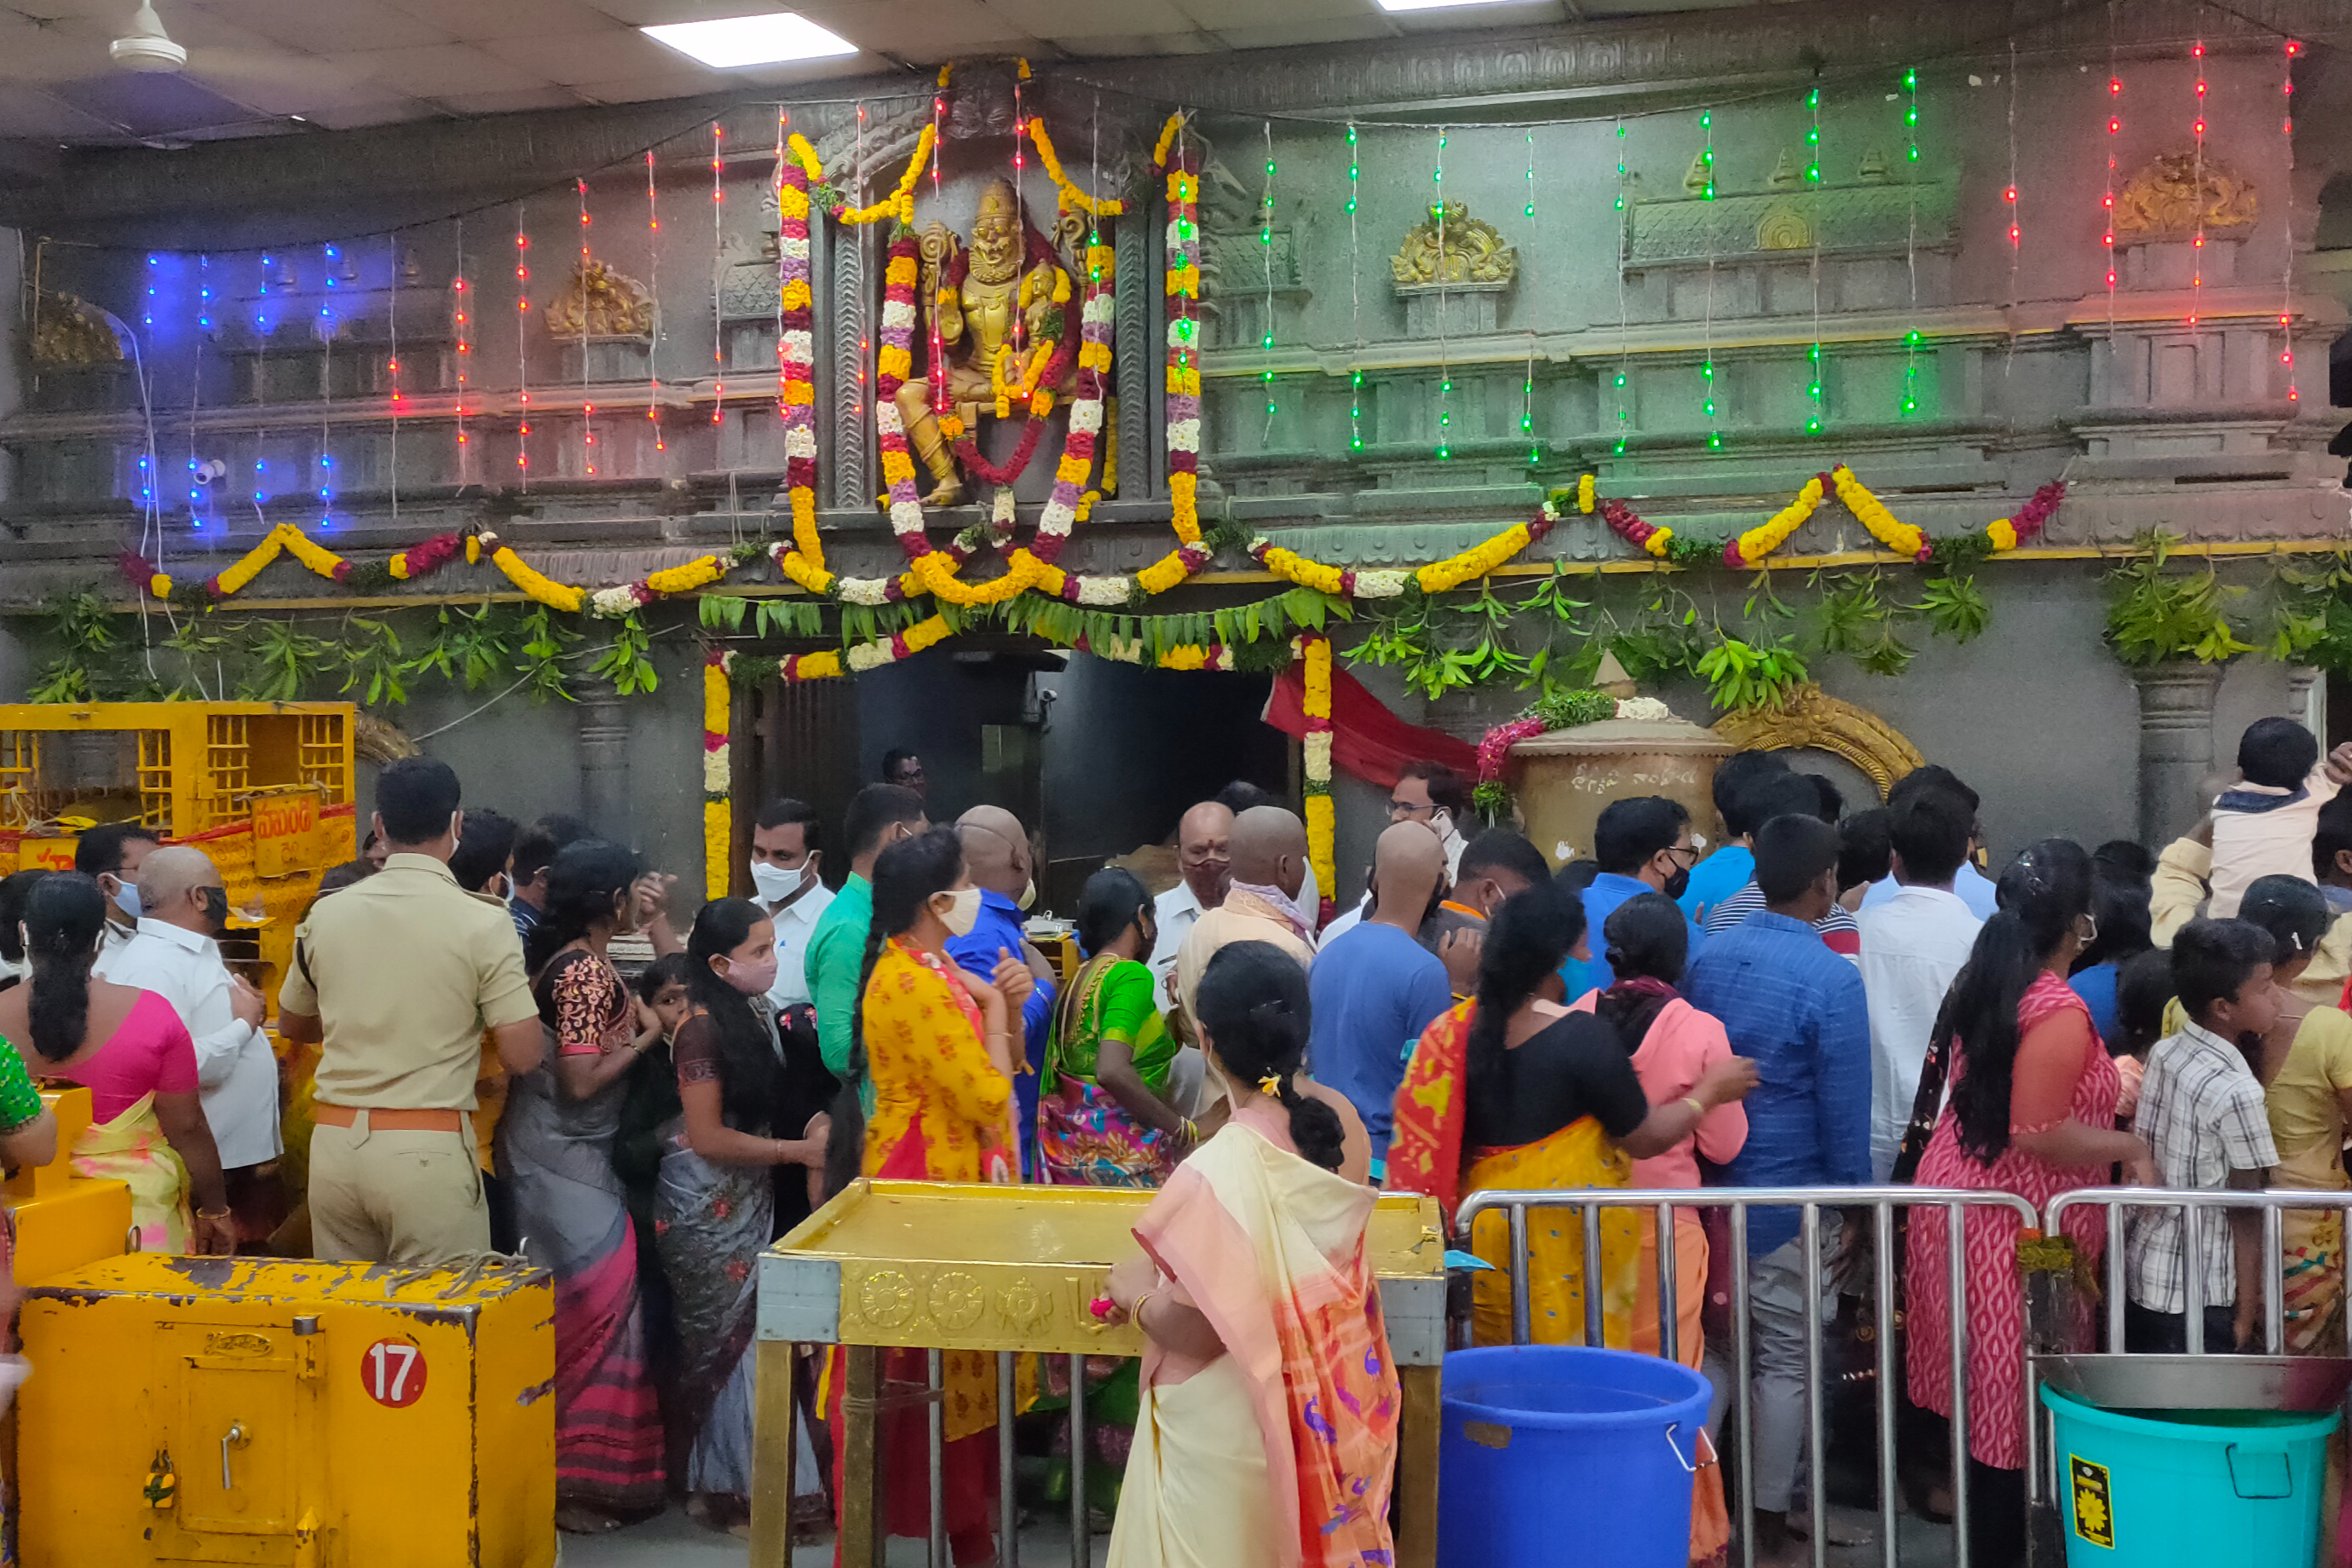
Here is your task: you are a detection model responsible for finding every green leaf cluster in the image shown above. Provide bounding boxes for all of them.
[2104,534,2251,667]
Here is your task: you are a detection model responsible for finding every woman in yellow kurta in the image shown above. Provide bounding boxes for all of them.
[1387,884,1754,1349]
[822,825,1029,1567]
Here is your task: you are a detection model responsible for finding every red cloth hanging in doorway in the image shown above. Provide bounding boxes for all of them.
[1262,660,1479,789]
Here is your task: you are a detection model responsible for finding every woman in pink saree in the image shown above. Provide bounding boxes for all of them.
[1100,940,1398,1568]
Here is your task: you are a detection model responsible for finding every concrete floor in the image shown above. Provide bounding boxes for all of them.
[560,1501,1957,1567]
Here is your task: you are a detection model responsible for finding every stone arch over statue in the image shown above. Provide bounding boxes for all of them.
[1709,685,1924,801]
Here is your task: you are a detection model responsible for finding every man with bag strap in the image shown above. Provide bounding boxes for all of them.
[278,758,544,1265]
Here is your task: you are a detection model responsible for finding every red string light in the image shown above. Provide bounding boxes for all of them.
[647,147,663,454]
[710,122,725,427]
[2103,59,2121,313]
[2281,39,2301,401]
[2189,36,2206,329]
[577,176,596,477]
[515,205,532,478]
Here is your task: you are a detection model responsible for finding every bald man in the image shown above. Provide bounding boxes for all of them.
[1148,801,1233,996]
[1306,823,1456,1175]
[951,805,1057,1177]
[1173,804,1317,1027]
[93,844,282,1225]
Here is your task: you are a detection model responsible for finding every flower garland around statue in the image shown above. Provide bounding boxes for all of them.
[702,651,731,899]
[1248,500,1557,599]
[774,133,830,597]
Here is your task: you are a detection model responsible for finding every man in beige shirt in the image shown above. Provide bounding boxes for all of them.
[278,758,543,1265]
[1174,804,1317,1022]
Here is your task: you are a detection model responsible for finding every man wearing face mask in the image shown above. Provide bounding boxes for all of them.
[747,798,833,1012]
[93,845,280,1239]
[806,784,929,1087]
[951,804,1058,1178]
[75,821,161,951]
[1582,796,1709,993]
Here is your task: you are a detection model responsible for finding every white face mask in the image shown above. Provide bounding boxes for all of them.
[1017,877,1036,912]
[935,885,983,937]
[750,861,812,904]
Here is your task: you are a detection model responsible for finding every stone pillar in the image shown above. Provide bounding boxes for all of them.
[2286,666,2324,739]
[828,223,869,510]
[1114,201,1157,500]
[577,684,632,838]
[2132,660,2222,849]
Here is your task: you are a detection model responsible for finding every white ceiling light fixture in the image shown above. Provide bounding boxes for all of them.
[110,2,190,72]
[641,11,859,68]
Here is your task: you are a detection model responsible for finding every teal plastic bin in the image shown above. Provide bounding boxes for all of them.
[2041,1382,2339,1565]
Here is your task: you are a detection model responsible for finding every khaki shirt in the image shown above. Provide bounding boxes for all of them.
[278,853,538,1111]
[1173,891,1317,1023]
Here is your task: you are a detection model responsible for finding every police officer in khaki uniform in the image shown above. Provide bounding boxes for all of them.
[279,758,544,1265]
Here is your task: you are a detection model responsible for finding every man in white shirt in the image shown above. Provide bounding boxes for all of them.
[1148,801,1232,1000]
[1856,764,2001,922]
[1857,787,1983,1179]
[747,798,834,1011]
[92,845,280,1193]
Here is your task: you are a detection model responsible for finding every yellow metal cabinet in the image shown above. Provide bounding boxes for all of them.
[17,1254,555,1568]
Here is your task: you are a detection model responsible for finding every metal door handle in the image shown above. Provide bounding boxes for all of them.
[220,1422,247,1490]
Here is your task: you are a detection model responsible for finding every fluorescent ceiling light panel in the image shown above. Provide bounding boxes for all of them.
[640,12,857,67]
[1375,0,1525,10]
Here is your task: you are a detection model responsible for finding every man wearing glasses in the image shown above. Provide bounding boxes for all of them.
[1580,795,1709,992]
[1386,760,1469,881]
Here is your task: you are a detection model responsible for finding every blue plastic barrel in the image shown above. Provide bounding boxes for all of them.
[2042,1382,2340,1566]
[1440,1346,1713,1568]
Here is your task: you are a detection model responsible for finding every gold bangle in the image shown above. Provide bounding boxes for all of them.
[1129,1289,1157,1328]
[1680,1096,1706,1117]
[196,1206,232,1219]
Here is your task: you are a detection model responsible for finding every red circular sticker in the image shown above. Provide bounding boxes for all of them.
[360,1338,428,1408]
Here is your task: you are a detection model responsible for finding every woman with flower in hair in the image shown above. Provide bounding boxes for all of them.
[1905,839,2147,1568]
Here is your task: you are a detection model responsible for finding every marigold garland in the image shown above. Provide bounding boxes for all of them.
[702,651,731,900]
[1300,632,1335,925]
[1595,466,2067,569]
[388,533,463,582]
[775,145,827,596]
[1025,114,1123,217]
[833,123,936,227]
[1725,475,1828,568]
[1830,464,1928,562]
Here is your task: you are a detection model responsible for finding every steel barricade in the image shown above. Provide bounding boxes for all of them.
[1455,1185,2043,1568]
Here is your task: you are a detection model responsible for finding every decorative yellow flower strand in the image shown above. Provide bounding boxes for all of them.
[833,123,937,227]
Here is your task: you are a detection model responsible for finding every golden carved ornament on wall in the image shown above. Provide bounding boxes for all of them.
[1710,684,1925,799]
[2112,151,2258,239]
[545,259,655,340]
[1391,200,1518,287]
[30,292,124,367]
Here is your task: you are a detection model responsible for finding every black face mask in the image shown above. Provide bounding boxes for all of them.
[196,887,231,935]
[1662,865,1691,902]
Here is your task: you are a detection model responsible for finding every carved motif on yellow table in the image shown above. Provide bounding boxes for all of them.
[1710,684,1924,799]
[1391,200,1518,287]
[2112,151,2258,239]
[545,259,656,339]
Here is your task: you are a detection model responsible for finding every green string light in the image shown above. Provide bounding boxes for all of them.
[1612,117,1629,454]
[1434,126,1450,459]
[1525,130,1536,219]
[1901,67,1923,415]
[1806,79,1825,435]
[1259,122,1277,426]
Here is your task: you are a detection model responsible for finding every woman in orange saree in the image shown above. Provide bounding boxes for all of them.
[1101,939,1397,1568]
[821,827,1033,1567]
[1387,884,1754,1351]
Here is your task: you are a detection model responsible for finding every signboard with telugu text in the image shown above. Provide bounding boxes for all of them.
[250,789,323,879]
[16,837,78,873]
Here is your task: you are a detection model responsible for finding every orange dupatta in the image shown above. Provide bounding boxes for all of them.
[1131,1114,1400,1568]
[1386,1000,1475,1225]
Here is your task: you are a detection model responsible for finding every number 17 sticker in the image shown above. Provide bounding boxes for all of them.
[361,1338,428,1408]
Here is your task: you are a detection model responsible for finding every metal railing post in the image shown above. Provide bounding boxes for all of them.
[1508,1202,1531,1347]
[2183,1203,2205,1354]
[1656,1202,1679,1366]
[1801,1203,1829,1568]
[927,1348,948,1568]
[1872,1200,1898,1568]
[1732,1203,1755,1568]
[1946,1201,1970,1568]
[999,1352,1018,1568]
[1582,1200,1605,1347]
[2263,1205,2286,1355]
[1069,1353,1087,1568]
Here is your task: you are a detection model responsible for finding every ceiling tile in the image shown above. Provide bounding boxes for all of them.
[298,94,433,130]
[476,26,683,87]
[795,0,1026,61]
[1168,0,1371,24]
[570,70,728,103]
[196,0,456,53]
[0,80,131,140]
[1054,30,1223,56]
[0,14,114,84]
[429,84,588,113]
[578,0,748,24]
[1208,15,1392,48]
[389,0,628,43]
[985,0,1196,35]
[338,41,551,95]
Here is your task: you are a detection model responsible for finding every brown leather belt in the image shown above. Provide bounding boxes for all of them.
[314,1104,465,1133]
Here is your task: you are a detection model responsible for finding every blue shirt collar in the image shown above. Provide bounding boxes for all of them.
[978,888,1021,917]
[1743,910,1820,937]
[1590,872,1654,897]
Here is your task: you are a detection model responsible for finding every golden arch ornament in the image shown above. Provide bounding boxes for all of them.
[1709,685,1924,799]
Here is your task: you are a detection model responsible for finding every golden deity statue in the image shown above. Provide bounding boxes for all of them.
[896,178,1077,507]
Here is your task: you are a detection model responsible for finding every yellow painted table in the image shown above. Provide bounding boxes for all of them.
[7,1087,134,1286]
[752,1179,1448,1567]
[18,1253,554,1568]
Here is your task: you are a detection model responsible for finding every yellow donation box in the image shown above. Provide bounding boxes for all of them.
[17,1254,555,1568]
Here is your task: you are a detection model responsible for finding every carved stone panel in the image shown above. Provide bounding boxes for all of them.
[1626,181,1957,267]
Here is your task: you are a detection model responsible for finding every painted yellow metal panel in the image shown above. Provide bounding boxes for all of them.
[7,1089,134,1286]
[18,1254,554,1568]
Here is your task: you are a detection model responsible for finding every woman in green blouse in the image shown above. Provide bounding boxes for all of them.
[1038,868,1191,1188]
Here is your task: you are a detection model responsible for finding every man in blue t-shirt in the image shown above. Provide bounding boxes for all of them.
[1309,822,1454,1179]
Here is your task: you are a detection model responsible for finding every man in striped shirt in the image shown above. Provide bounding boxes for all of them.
[1702,771,1860,959]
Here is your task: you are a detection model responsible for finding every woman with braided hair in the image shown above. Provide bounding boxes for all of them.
[1100,939,1395,1568]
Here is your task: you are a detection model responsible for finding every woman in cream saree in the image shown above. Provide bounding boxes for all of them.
[1102,941,1398,1568]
